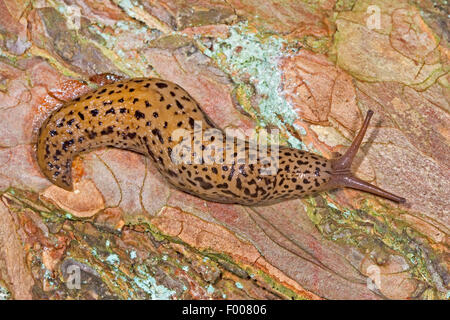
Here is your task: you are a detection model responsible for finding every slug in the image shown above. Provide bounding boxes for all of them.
[36,76,405,205]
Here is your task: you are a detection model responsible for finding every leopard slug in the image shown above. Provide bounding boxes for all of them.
[36,76,405,205]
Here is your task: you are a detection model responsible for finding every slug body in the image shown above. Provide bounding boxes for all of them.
[37,77,405,205]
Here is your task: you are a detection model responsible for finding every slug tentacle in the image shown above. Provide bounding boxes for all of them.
[328,110,406,203]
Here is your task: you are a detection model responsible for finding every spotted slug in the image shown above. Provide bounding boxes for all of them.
[36,76,405,205]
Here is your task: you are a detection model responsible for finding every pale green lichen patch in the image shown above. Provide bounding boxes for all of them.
[207,284,215,294]
[0,283,11,300]
[81,238,177,299]
[201,22,305,148]
[133,265,176,300]
[106,253,120,265]
[114,0,144,19]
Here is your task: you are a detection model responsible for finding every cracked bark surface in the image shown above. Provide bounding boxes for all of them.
[0,0,448,299]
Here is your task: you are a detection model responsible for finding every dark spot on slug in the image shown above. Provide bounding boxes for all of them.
[101,126,114,135]
[156,82,168,88]
[236,177,242,190]
[189,117,195,129]
[315,167,320,176]
[85,129,97,139]
[134,110,145,120]
[152,128,164,144]
[62,139,74,151]
[167,169,177,177]
[176,100,184,110]
[194,177,213,190]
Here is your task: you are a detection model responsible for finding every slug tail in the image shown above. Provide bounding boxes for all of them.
[36,134,75,192]
[329,110,406,203]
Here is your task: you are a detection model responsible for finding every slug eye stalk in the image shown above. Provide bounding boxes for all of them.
[329,110,406,203]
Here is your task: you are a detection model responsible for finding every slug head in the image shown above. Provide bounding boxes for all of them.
[326,110,406,203]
